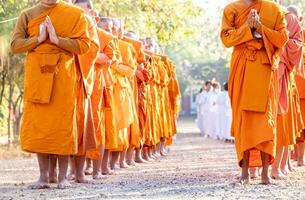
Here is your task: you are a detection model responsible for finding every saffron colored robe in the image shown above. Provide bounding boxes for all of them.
[11,1,91,155]
[221,0,288,167]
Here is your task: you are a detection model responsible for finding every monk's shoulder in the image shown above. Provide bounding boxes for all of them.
[223,1,243,13]
[262,0,282,13]
[60,2,85,18]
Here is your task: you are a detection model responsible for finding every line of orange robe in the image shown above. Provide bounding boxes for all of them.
[13,2,92,155]
[221,0,288,167]
[276,12,304,148]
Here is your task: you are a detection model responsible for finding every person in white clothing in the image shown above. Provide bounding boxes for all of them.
[209,82,221,139]
[196,81,213,137]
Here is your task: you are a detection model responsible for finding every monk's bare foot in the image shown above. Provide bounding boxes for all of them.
[240,176,250,185]
[66,173,75,181]
[84,167,93,175]
[126,160,136,166]
[297,160,305,167]
[160,150,167,157]
[28,180,50,190]
[49,177,58,183]
[288,163,295,173]
[271,169,287,180]
[261,174,272,185]
[102,167,115,175]
[57,179,71,189]
[93,172,103,180]
[75,174,90,184]
[135,157,147,163]
[281,167,290,176]
[120,162,129,169]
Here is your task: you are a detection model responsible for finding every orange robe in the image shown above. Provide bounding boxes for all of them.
[111,39,136,151]
[76,15,100,156]
[221,0,288,166]
[96,28,118,151]
[11,2,91,155]
[276,12,304,148]
[122,36,144,148]
[295,30,305,142]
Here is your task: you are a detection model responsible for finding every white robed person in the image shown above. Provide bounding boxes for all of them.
[209,82,221,139]
[217,82,233,141]
[196,81,213,137]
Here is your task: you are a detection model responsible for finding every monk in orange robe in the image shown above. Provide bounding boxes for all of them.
[110,19,136,169]
[290,6,305,167]
[97,18,119,175]
[122,33,146,165]
[221,0,288,184]
[72,0,100,183]
[271,6,304,179]
[11,0,91,189]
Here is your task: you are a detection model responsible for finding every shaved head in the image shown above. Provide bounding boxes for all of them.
[125,31,139,40]
[98,17,113,33]
[74,0,94,15]
[287,5,302,19]
[112,18,123,38]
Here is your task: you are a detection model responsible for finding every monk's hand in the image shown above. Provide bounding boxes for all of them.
[38,22,48,43]
[135,69,145,82]
[253,12,262,30]
[247,12,255,28]
[46,16,59,45]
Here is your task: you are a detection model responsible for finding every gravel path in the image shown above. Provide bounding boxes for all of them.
[1,120,305,199]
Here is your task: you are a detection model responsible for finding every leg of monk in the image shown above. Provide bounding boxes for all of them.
[160,141,167,157]
[287,154,295,173]
[293,145,298,161]
[85,158,93,175]
[110,152,120,170]
[49,155,58,183]
[119,149,128,168]
[126,147,136,166]
[271,147,286,180]
[135,148,146,163]
[297,142,305,166]
[28,154,50,189]
[101,149,114,175]
[92,146,104,180]
[67,156,75,180]
[74,156,89,183]
[57,155,71,189]
[261,151,272,185]
[142,147,150,161]
[240,150,250,185]
[281,146,290,175]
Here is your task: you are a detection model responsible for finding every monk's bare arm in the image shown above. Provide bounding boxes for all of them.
[220,7,253,48]
[10,13,40,54]
[256,11,288,49]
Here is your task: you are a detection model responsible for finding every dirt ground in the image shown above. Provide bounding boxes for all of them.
[1,119,305,200]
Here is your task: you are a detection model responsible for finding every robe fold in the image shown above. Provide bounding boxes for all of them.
[76,15,100,156]
[11,1,91,155]
[221,0,288,167]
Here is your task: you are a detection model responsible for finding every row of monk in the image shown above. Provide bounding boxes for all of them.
[10,0,181,189]
[221,0,305,185]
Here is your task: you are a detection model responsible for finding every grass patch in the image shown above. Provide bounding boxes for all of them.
[0,144,32,160]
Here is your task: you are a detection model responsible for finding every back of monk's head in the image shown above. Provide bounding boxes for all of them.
[74,0,94,15]
[287,5,303,21]
[125,31,139,40]
[99,17,113,33]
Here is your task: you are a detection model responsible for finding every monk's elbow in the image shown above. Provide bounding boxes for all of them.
[10,41,21,54]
